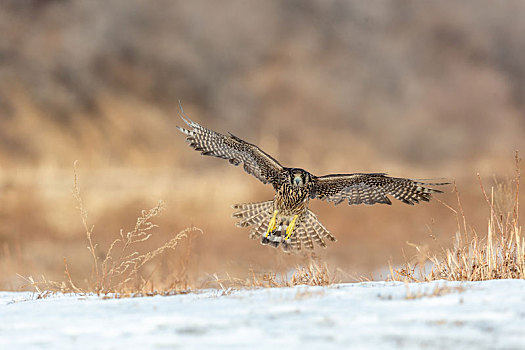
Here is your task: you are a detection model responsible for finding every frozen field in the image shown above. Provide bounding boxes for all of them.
[2,279,525,349]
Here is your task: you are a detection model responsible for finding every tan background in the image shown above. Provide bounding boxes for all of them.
[1,0,524,289]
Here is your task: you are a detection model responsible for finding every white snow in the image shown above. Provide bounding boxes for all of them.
[2,279,525,349]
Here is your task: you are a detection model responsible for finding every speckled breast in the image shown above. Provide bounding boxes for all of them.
[274,184,310,216]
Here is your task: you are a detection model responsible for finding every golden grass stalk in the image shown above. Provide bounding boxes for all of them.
[392,152,524,282]
[208,257,337,292]
[20,163,202,297]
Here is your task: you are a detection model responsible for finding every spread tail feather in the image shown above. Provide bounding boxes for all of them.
[232,201,273,239]
[233,202,336,251]
[301,210,337,248]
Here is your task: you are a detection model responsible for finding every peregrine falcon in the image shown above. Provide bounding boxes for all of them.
[177,109,447,251]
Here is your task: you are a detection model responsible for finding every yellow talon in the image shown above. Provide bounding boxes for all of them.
[265,210,279,237]
[284,215,299,241]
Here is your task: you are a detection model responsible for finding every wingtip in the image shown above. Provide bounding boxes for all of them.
[415,178,452,186]
[176,125,191,136]
[414,179,451,195]
[177,100,195,128]
[178,113,192,128]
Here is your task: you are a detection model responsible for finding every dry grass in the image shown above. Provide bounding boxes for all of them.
[392,152,524,282]
[404,283,465,300]
[18,164,203,298]
[208,258,338,294]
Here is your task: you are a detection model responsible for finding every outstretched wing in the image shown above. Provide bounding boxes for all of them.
[310,173,447,206]
[177,113,284,187]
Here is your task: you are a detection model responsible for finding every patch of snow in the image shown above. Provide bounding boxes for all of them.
[2,280,525,349]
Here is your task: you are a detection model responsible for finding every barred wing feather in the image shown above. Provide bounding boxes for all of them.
[177,115,283,187]
[310,173,447,206]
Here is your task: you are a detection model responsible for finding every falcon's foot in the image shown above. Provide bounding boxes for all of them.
[284,215,299,241]
[264,210,279,237]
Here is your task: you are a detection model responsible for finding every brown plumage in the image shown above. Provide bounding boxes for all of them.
[177,108,448,252]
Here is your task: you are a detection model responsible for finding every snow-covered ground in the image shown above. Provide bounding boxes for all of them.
[2,279,525,349]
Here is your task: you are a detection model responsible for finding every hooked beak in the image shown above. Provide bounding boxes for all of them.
[294,177,301,186]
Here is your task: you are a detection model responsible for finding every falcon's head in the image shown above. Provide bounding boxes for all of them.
[289,168,310,187]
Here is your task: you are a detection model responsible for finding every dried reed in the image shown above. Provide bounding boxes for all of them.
[392,152,524,282]
[208,257,337,293]
[19,163,202,297]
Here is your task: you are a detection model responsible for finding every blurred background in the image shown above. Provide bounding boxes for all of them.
[1,0,524,289]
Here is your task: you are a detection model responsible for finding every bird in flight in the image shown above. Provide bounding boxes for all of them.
[177,109,447,251]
